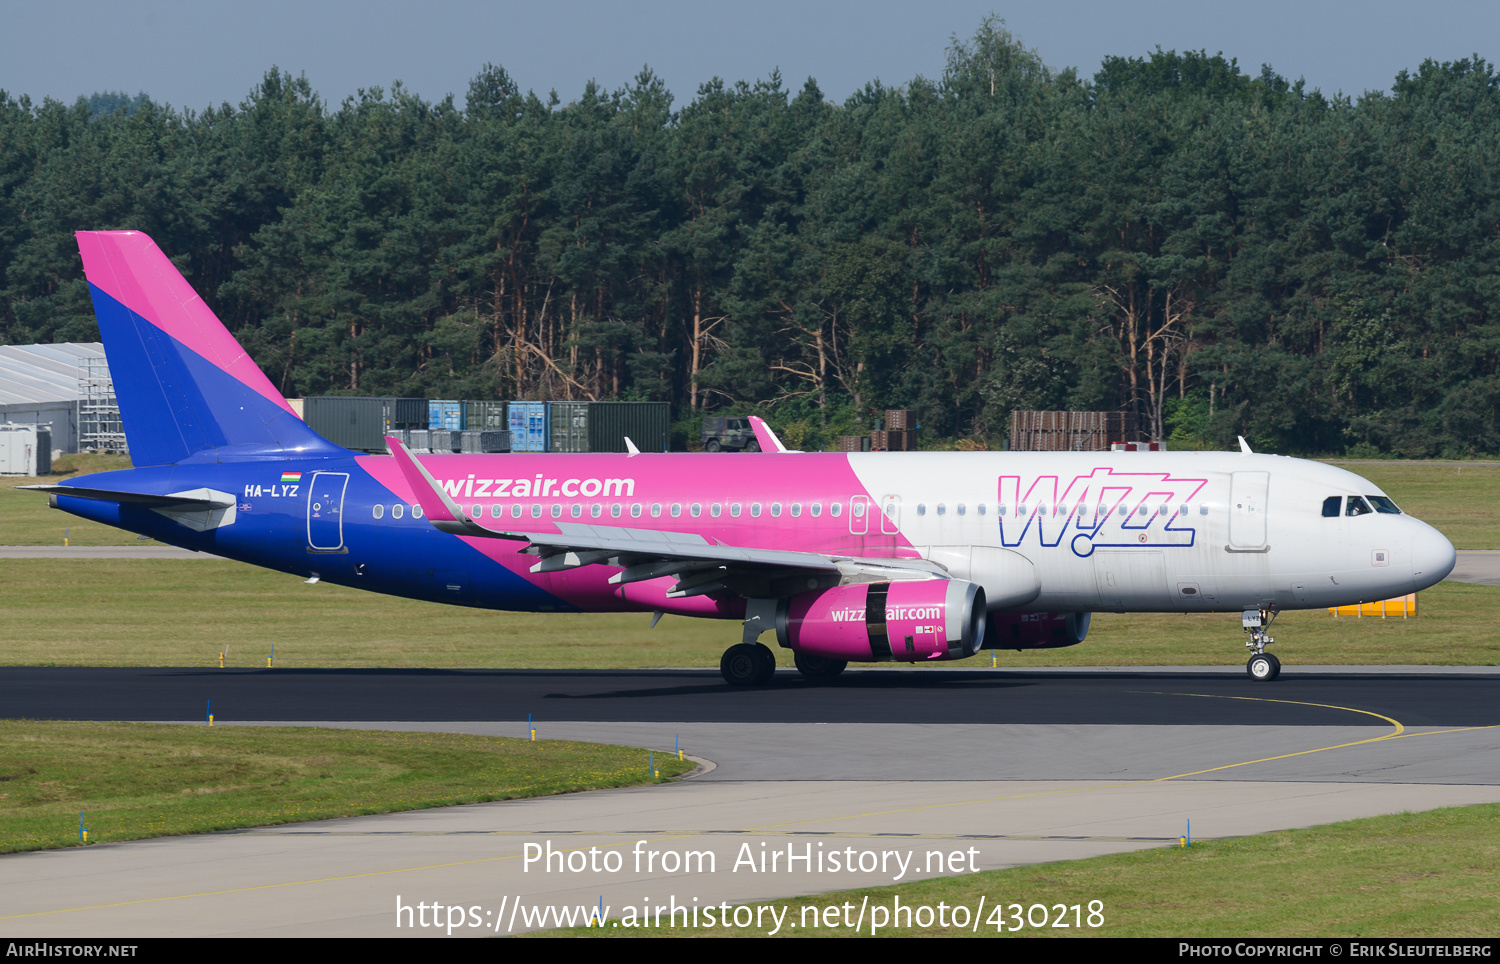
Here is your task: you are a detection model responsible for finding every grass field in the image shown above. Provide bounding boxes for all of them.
[536,803,1500,938]
[0,721,693,854]
[1,559,1495,667]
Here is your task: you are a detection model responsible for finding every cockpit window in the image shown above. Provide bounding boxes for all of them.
[1346,496,1374,517]
[1367,496,1402,515]
[1321,496,1342,518]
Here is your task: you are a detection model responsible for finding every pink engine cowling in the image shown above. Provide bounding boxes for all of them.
[775,580,987,662]
[982,611,1091,649]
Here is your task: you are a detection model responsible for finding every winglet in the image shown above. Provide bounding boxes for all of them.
[747,416,789,454]
[625,436,640,456]
[1238,436,1253,455]
[385,435,488,536]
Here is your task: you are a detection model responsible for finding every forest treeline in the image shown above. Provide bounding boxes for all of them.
[2,18,1498,456]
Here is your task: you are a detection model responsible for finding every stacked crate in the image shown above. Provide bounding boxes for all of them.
[1009,411,1140,452]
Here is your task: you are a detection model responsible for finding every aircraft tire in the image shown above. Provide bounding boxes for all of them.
[752,643,777,683]
[794,652,848,682]
[721,644,766,686]
[1246,653,1277,682]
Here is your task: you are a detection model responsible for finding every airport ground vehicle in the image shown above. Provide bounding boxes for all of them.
[26,232,1457,685]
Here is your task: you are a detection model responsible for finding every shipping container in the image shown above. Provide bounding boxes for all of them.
[464,400,508,432]
[304,397,428,452]
[0,425,49,475]
[549,401,590,453]
[429,400,464,431]
[508,402,549,452]
[1009,411,1140,452]
[587,402,670,453]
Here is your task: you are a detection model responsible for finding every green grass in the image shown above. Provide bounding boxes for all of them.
[536,803,1500,938]
[0,559,1495,667]
[0,721,693,854]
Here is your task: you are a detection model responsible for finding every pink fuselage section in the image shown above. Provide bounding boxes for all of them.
[356,451,915,617]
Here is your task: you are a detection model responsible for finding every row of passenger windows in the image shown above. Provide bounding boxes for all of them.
[1321,495,1402,518]
[371,504,423,520]
[370,500,1210,521]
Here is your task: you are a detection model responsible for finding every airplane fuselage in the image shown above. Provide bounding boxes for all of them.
[54,449,1450,619]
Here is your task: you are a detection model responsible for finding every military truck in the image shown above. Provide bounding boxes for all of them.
[701,416,760,452]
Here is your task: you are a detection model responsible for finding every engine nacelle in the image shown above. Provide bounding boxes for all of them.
[982,611,1091,650]
[775,580,987,662]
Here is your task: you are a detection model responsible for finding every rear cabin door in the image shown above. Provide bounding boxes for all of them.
[307,472,350,552]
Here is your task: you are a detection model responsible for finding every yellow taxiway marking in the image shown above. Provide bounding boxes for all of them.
[7,697,1496,921]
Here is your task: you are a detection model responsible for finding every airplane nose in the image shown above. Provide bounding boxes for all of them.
[1411,523,1456,588]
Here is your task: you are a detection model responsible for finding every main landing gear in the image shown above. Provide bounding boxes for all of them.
[720,642,776,686]
[1242,608,1281,681]
[793,652,847,683]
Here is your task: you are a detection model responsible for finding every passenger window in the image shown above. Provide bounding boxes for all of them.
[750,503,762,518]
[511,504,523,519]
[571,504,583,519]
[650,503,662,518]
[1322,496,1342,518]
[670,503,681,517]
[790,503,802,518]
[530,504,543,519]
[611,504,623,518]
[830,502,842,518]
[412,505,423,519]
[372,504,384,519]
[590,504,603,519]
[710,503,722,518]
[491,504,503,519]
[730,503,742,518]
[551,504,562,519]
[392,504,404,519]
[690,503,701,517]
[1346,497,1373,517]
[957,503,966,516]
[810,502,822,517]
[631,504,643,518]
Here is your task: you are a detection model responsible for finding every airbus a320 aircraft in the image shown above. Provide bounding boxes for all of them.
[25,232,1457,685]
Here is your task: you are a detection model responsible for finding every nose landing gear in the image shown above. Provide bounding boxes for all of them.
[1242,608,1281,681]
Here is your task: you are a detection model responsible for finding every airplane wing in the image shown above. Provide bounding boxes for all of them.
[383,436,943,598]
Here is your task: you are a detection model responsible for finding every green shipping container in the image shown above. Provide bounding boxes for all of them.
[587,402,671,453]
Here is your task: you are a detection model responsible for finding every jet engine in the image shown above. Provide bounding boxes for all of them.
[775,579,987,662]
[982,611,1091,649]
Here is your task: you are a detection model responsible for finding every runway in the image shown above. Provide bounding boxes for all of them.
[3,666,1499,937]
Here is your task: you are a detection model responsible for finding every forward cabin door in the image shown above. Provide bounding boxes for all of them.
[1228,472,1270,550]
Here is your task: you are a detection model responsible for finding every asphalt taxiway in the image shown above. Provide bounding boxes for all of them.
[3,665,1498,937]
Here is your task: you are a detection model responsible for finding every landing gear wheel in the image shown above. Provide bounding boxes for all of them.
[1265,653,1281,679]
[794,652,847,682]
[752,643,776,683]
[721,643,773,686]
[1246,652,1279,682]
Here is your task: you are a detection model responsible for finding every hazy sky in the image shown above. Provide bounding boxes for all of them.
[2,1,1497,112]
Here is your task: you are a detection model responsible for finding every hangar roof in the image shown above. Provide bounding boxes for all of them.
[0,343,105,406]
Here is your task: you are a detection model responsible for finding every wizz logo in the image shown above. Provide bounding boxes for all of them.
[998,467,1207,558]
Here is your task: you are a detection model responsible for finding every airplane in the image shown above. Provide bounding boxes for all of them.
[23,231,1458,685]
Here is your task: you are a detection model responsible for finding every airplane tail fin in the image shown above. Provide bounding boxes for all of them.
[76,231,343,465]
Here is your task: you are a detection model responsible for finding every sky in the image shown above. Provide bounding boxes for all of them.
[1,1,1498,112]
